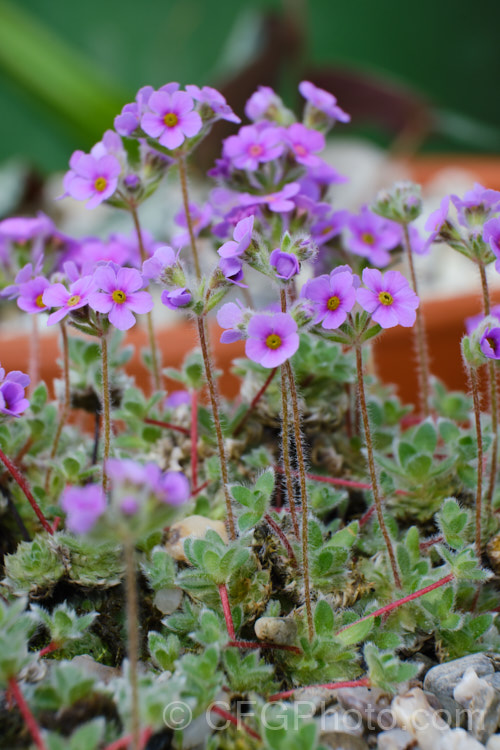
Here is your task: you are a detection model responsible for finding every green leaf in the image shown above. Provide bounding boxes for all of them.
[256,468,275,496]
[413,421,437,454]
[405,454,432,480]
[231,485,255,508]
[314,600,334,636]
[335,617,373,646]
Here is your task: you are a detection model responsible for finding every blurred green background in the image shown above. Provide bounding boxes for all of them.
[1,0,499,172]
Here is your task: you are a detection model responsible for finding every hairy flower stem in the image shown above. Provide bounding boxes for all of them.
[123,536,141,750]
[100,332,111,493]
[280,367,300,539]
[178,155,201,280]
[197,316,236,539]
[130,204,161,391]
[44,322,71,492]
[0,447,53,534]
[403,224,430,417]
[269,678,371,702]
[284,360,314,642]
[478,260,499,514]
[469,366,484,559]
[356,344,401,588]
[8,676,47,750]
[232,367,278,437]
[336,573,454,636]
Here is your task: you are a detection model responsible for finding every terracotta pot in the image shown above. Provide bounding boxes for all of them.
[0,293,495,411]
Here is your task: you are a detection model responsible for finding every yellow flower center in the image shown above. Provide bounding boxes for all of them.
[249,144,263,157]
[35,294,45,308]
[67,295,81,307]
[362,232,375,245]
[112,289,127,304]
[266,334,282,350]
[164,112,178,128]
[378,291,393,306]
[327,295,340,311]
[94,177,108,192]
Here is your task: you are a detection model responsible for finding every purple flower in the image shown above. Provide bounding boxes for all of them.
[301,269,357,329]
[245,312,299,368]
[285,123,325,167]
[480,327,500,359]
[240,183,300,213]
[345,207,402,267]
[0,380,29,417]
[185,84,240,123]
[357,268,419,329]
[311,209,350,246]
[165,389,191,408]
[218,215,254,259]
[17,277,50,314]
[466,305,500,334]
[223,125,284,171]
[484,217,500,267]
[408,225,428,255]
[60,484,106,534]
[89,265,153,330]
[42,276,96,326]
[63,152,122,209]
[217,301,245,343]
[451,183,500,228]
[114,85,154,135]
[245,86,282,121]
[0,212,54,242]
[142,245,178,281]
[154,471,190,505]
[0,261,43,301]
[424,196,450,249]
[161,287,192,310]
[219,257,248,288]
[299,81,350,123]
[141,90,202,150]
[269,249,300,280]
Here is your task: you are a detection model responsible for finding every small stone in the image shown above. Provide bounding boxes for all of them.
[154,586,183,615]
[453,667,500,743]
[424,654,494,701]
[321,732,369,750]
[165,515,229,563]
[376,728,416,750]
[336,687,393,730]
[318,707,365,737]
[254,617,298,645]
[71,655,121,684]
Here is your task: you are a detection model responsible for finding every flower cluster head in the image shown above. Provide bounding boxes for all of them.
[0,366,30,418]
[357,268,419,328]
[302,266,357,329]
[299,80,350,129]
[372,182,422,225]
[88,264,153,330]
[345,207,402,267]
[245,312,299,368]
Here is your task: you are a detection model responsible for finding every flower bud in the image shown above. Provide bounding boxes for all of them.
[372,182,422,225]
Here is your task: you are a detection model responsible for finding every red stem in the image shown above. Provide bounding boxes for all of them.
[210,705,261,741]
[218,583,235,639]
[335,573,455,636]
[191,479,209,497]
[143,417,190,435]
[233,367,278,437]
[419,534,444,551]
[190,390,198,491]
[275,466,409,495]
[264,514,297,566]
[359,504,376,527]
[228,640,302,654]
[38,641,59,657]
[0,447,53,534]
[51,517,61,533]
[8,676,47,750]
[104,728,152,750]
[269,677,371,702]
